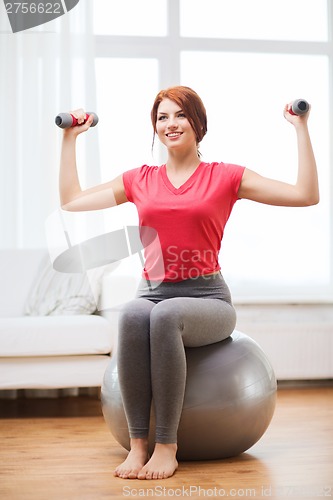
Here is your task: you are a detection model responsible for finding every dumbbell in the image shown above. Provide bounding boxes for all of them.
[288,99,309,116]
[55,112,99,128]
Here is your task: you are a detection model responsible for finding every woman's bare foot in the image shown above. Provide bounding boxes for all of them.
[137,443,178,480]
[114,438,149,479]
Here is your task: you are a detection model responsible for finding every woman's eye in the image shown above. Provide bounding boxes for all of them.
[158,115,167,121]
[178,113,186,118]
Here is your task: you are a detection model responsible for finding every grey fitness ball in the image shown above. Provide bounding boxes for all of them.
[101,330,277,461]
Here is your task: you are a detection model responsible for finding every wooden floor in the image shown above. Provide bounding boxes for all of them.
[1,386,333,500]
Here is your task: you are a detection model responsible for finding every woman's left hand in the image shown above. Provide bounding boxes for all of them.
[283,102,310,126]
[238,100,319,207]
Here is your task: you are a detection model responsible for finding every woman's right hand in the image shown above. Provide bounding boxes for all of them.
[63,108,95,138]
[59,107,128,211]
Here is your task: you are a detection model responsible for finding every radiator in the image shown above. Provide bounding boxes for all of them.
[235,304,333,380]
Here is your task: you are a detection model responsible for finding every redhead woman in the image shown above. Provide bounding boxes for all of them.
[59,86,319,480]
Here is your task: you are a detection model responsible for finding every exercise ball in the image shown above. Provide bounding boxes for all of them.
[101,330,277,461]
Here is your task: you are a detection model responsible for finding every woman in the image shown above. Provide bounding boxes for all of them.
[59,86,319,480]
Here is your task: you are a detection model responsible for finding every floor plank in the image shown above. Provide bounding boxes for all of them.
[1,387,332,500]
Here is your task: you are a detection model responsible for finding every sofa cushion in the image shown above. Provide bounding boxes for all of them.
[24,255,103,316]
[0,315,113,356]
[0,355,111,389]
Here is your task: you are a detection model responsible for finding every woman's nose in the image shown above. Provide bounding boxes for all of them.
[167,117,177,128]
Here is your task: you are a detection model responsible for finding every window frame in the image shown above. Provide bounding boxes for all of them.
[93,0,333,303]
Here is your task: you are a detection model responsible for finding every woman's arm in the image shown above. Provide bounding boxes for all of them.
[238,103,319,207]
[59,109,128,211]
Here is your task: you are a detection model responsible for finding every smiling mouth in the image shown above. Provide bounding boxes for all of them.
[166,132,183,138]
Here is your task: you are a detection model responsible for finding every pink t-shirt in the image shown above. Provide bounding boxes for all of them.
[122,161,245,282]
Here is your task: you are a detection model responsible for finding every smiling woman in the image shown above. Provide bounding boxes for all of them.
[57,79,319,480]
[152,86,207,145]
[155,99,198,154]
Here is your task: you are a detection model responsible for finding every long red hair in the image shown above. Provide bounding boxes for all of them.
[151,86,207,145]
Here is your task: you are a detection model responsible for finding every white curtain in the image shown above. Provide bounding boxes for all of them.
[0,1,100,399]
[0,0,100,249]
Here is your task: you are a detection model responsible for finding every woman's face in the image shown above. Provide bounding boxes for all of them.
[155,98,197,151]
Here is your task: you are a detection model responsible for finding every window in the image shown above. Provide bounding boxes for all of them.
[95,58,159,179]
[181,51,329,300]
[93,0,167,36]
[180,0,328,41]
[93,0,333,302]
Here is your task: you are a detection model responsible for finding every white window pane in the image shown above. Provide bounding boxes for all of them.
[95,58,159,279]
[181,0,327,41]
[181,52,330,300]
[95,58,159,180]
[94,0,167,36]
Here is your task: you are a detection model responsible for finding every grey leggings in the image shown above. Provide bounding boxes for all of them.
[117,273,236,444]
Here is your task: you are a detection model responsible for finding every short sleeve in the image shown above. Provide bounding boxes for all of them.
[223,163,246,199]
[122,165,157,203]
[122,167,141,203]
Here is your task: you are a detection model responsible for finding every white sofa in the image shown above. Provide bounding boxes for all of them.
[3,249,331,390]
[0,249,133,391]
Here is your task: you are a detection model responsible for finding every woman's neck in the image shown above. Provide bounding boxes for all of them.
[166,149,201,172]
